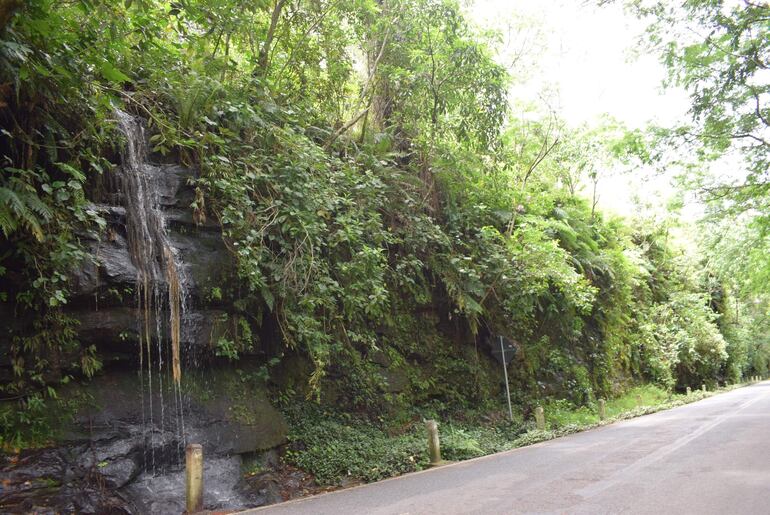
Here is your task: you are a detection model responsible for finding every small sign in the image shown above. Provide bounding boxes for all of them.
[488,335,516,365]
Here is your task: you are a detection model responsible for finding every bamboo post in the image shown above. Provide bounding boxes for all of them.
[598,399,606,421]
[535,406,545,430]
[186,444,203,513]
[425,420,441,466]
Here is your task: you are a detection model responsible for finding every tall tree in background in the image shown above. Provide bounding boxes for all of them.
[625,1,770,289]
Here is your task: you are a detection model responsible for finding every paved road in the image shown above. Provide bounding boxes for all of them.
[245,383,770,514]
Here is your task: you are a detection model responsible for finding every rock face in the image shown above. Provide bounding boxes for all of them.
[0,113,290,514]
[0,361,289,513]
[69,163,232,353]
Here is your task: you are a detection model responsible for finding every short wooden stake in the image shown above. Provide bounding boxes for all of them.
[686,386,691,396]
[425,420,441,466]
[636,394,643,407]
[186,444,203,513]
[535,406,545,430]
[598,399,606,421]
[702,384,707,392]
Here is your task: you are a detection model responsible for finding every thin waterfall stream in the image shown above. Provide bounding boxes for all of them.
[109,111,259,514]
[114,109,188,473]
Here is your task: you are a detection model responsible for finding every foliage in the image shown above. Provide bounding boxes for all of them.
[282,382,730,486]
[0,0,764,446]
[283,403,429,484]
[630,0,770,189]
[624,0,770,382]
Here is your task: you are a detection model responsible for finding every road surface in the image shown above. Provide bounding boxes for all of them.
[245,382,770,514]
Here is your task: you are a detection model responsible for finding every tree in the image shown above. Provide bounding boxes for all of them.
[627,1,769,186]
[621,1,770,294]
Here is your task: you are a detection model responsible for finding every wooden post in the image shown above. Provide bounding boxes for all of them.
[702,384,707,392]
[535,406,545,430]
[425,420,441,466]
[636,394,642,407]
[598,399,606,421]
[686,386,691,396]
[186,444,203,513]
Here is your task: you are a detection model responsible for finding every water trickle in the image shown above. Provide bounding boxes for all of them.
[114,109,188,472]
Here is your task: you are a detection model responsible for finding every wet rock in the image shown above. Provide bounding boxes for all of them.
[97,458,140,489]
[122,455,247,513]
[153,164,194,208]
[62,367,287,456]
[76,438,141,488]
[171,229,233,296]
[72,307,227,355]
[70,223,138,301]
[0,449,133,515]
[237,473,284,507]
[3,449,67,483]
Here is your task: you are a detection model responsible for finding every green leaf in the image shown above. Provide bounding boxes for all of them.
[98,60,131,84]
[261,287,275,312]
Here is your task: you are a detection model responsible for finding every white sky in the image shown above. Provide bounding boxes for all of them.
[466,0,694,218]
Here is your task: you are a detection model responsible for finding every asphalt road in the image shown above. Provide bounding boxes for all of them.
[245,382,770,515]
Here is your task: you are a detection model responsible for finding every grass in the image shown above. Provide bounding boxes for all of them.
[282,381,748,487]
[542,384,672,429]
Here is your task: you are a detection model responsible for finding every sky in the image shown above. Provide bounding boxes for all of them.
[466,0,694,218]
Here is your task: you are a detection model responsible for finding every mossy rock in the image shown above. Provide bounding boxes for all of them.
[58,364,287,455]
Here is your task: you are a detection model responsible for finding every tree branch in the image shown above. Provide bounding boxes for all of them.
[257,0,288,74]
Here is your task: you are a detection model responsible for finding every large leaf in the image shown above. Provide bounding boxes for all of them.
[98,60,131,84]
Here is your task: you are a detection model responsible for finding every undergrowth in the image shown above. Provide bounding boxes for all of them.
[282,383,743,486]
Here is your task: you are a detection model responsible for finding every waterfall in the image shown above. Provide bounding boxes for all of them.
[114,109,188,472]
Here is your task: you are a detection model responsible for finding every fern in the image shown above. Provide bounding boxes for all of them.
[0,183,50,242]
